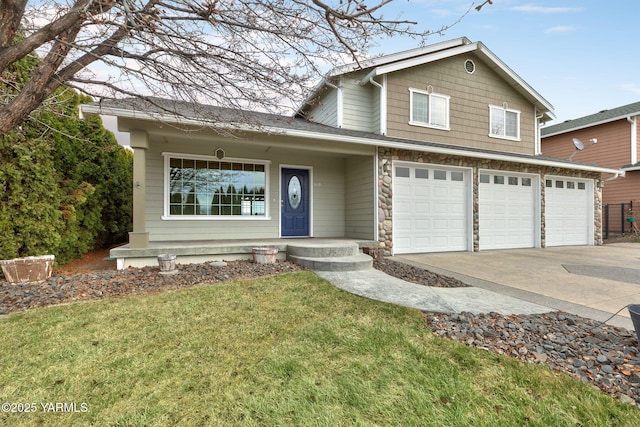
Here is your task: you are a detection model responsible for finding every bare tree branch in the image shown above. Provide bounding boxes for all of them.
[0,0,477,134]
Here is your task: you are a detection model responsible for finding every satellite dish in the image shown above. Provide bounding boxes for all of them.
[572,138,585,151]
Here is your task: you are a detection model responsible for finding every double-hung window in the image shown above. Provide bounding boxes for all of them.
[163,153,269,219]
[409,88,450,130]
[489,105,520,140]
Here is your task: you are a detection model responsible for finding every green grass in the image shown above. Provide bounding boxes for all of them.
[1,271,638,426]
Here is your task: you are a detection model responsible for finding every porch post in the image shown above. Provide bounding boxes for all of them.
[128,130,149,248]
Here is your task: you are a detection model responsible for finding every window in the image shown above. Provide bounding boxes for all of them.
[395,167,410,178]
[409,88,450,130]
[451,171,464,181]
[489,105,520,140]
[165,154,268,218]
[434,170,447,180]
[415,168,429,179]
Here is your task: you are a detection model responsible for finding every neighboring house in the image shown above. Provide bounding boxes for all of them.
[81,37,621,269]
[541,102,639,209]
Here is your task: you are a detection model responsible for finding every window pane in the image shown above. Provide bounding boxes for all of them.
[168,157,266,216]
[415,168,429,179]
[508,176,518,185]
[494,175,504,184]
[480,174,490,183]
[505,111,518,138]
[451,171,464,181]
[490,107,504,136]
[395,167,410,178]
[567,181,575,189]
[434,170,447,180]
[522,178,532,187]
[412,92,428,123]
[555,180,564,189]
[578,182,586,190]
[430,95,447,127]
[546,179,553,187]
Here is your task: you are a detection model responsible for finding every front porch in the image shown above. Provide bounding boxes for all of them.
[111,238,380,269]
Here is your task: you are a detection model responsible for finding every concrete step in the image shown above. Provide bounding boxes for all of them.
[289,253,373,272]
[287,241,360,258]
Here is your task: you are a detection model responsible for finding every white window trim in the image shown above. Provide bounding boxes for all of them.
[408,88,450,130]
[161,152,271,220]
[488,104,521,141]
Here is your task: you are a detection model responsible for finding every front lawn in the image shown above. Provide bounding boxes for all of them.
[0,271,638,426]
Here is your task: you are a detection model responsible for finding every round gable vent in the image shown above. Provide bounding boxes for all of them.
[464,59,476,74]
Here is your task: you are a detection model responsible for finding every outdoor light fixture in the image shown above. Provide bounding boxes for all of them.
[568,138,597,162]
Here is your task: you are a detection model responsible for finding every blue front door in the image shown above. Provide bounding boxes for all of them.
[281,168,310,237]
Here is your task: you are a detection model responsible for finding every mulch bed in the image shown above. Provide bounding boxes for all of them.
[1,260,302,315]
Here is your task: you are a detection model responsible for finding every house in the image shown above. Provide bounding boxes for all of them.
[541,102,639,233]
[80,37,622,269]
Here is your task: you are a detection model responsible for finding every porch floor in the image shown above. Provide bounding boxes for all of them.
[110,238,380,269]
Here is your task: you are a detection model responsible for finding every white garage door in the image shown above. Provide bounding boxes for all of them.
[545,177,592,246]
[479,172,537,250]
[393,164,470,254]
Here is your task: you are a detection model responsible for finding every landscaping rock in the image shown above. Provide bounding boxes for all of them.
[0,260,303,314]
[424,311,640,406]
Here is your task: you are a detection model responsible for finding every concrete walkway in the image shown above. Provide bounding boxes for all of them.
[317,244,640,331]
[316,269,551,316]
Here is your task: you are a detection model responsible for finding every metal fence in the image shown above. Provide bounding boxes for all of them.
[604,201,639,239]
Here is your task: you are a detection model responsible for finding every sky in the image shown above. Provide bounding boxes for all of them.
[102,0,639,143]
[373,0,640,125]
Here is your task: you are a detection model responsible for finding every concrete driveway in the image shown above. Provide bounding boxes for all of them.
[392,243,640,330]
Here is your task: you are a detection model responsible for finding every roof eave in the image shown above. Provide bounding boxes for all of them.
[542,113,640,138]
[355,41,554,121]
[84,102,618,176]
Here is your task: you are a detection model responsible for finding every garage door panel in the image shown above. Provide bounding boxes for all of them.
[479,172,537,250]
[394,164,469,254]
[545,178,591,246]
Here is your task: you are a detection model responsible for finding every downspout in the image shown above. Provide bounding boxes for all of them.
[535,110,544,155]
[628,115,637,164]
[367,75,387,135]
[605,170,625,181]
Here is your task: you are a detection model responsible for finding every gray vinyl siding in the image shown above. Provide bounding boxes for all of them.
[142,133,355,242]
[342,73,375,132]
[312,157,346,237]
[345,156,375,239]
[307,87,339,127]
[370,84,382,134]
[144,141,278,241]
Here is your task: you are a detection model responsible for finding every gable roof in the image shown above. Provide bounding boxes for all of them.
[81,97,619,176]
[301,37,555,121]
[541,101,640,137]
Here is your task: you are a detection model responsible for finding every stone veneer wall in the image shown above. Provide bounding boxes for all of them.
[377,147,603,254]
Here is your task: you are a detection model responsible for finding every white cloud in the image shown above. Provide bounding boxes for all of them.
[511,5,582,13]
[544,25,576,34]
